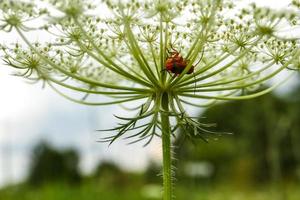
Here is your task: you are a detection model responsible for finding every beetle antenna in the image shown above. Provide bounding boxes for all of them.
[170,43,177,52]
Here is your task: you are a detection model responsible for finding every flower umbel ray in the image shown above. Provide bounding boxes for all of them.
[1,0,300,199]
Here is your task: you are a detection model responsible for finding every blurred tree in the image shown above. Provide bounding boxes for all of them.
[94,161,129,187]
[144,161,161,184]
[28,141,81,186]
[176,91,300,185]
[94,161,120,176]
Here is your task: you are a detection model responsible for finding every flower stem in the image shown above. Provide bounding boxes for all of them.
[161,92,172,200]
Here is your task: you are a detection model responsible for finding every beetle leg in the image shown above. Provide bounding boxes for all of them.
[193,47,205,67]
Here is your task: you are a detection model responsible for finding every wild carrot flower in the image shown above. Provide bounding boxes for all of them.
[1,0,299,199]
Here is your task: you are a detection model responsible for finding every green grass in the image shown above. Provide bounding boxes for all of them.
[176,184,300,200]
[1,180,299,200]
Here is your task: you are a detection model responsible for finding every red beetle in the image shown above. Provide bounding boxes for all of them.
[165,48,194,75]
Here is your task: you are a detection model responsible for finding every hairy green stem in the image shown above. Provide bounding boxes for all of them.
[161,92,172,200]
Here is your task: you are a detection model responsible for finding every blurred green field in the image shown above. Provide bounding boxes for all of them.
[1,92,300,200]
[1,180,299,200]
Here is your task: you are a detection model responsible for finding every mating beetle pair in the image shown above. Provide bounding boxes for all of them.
[165,47,195,75]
